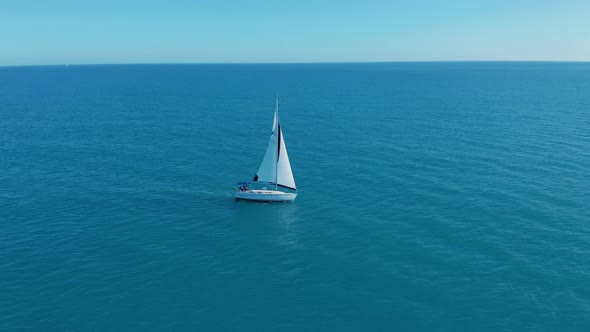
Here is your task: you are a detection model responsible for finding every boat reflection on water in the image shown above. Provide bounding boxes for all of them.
[232,199,299,247]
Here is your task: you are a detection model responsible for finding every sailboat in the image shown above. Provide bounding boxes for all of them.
[234,99,298,202]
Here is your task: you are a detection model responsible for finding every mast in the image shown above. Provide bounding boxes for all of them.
[275,97,279,190]
[254,98,296,191]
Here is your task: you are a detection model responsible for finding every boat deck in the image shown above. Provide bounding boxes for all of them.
[234,189,297,202]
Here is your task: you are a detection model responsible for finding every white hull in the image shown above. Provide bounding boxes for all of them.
[234,190,297,202]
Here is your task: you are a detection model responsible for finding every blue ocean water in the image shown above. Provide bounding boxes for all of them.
[1,62,589,331]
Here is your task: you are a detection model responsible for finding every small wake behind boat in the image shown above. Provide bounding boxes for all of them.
[234,99,297,202]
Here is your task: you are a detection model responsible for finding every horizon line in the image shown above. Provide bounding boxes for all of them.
[1,60,589,68]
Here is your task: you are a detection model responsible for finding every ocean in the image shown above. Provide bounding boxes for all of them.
[1,62,589,331]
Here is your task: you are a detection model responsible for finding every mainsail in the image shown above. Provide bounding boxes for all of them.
[253,100,296,190]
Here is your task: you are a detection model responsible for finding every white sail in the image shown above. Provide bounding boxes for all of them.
[253,101,296,190]
[276,123,296,189]
[254,111,278,183]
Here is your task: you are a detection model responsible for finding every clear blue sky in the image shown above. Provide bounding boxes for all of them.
[1,0,589,65]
